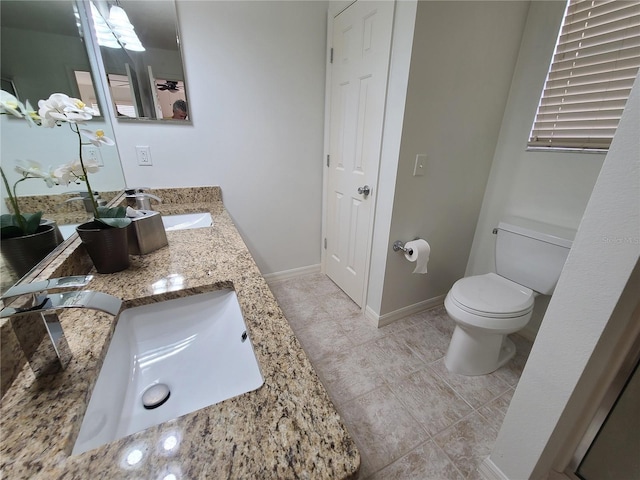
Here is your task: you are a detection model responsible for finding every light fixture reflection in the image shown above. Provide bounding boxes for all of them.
[90,2,120,49]
[107,5,132,28]
[120,442,149,469]
[163,435,178,451]
[137,334,197,369]
[126,448,143,465]
[152,274,185,294]
[90,2,145,51]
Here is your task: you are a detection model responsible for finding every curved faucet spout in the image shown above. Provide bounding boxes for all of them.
[1,276,122,377]
[1,290,122,319]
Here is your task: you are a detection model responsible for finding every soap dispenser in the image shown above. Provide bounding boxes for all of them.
[125,187,162,211]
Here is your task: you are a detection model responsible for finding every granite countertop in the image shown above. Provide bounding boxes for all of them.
[0,187,359,479]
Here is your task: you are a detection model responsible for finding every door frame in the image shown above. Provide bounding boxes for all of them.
[321,0,395,309]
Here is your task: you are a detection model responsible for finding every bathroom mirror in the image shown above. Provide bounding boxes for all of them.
[90,0,190,122]
[0,0,126,294]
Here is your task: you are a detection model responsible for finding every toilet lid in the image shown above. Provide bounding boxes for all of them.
[451,273,534,316]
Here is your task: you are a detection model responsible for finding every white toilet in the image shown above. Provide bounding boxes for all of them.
[444,216,575,376]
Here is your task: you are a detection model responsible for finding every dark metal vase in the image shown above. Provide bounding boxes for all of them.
[76,221,130,274]
[0,224,63,278]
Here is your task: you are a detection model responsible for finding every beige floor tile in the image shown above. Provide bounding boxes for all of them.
[434,412,499,478]
[394,322,450,364]
[318,290,362,318]
[314,345,386,406]
[301,273,344,296]
[332,311,382,346]
[477,389,514,432]
[423,305,457,338]
[368,333,427,382]
[270,273,527,480]
[295,319,352,362]
[279,300,332,332]
[388,367,473,437]
[268,278,314,304]
[368,440,464,480]
[430,359,512,409]
[340,386,430,474]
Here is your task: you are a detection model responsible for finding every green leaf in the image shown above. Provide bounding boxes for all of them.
[97,205,127,218]
[96,217,132,228]
[24,212,43,234]
[0,212,42,236]
[0,214,15,229]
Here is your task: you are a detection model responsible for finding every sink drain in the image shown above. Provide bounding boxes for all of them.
[142,384,171,410]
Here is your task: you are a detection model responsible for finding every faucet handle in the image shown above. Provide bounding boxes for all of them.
[2,275,94,301]
[125,187,151,194]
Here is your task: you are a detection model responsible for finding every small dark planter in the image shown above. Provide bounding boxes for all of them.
[0,224,63,278]
[76,221,130,274]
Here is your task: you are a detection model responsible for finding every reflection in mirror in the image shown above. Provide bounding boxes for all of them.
[90,0,190,121]
[0,0,126,294]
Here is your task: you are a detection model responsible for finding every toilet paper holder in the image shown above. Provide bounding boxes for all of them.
[393,240,414,256]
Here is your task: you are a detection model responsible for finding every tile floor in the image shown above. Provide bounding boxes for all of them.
[269,273,533,479]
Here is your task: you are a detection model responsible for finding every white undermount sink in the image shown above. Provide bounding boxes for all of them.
[161,212,213,231]
[72,289,264,455]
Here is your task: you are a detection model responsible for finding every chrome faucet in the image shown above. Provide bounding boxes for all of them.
[1,276,122,378]
[125,187,162,211]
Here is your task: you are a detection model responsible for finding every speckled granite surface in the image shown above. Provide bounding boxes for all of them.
[0,187,359,479]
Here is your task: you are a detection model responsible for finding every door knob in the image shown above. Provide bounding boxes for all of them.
[357,185,371,197]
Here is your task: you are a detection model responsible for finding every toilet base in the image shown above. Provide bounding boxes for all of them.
[444,326,516,376]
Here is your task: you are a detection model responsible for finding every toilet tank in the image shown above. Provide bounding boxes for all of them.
[495,216,575,295]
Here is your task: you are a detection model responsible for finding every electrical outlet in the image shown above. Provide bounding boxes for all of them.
[413,154,426,176]
[136,146,152,166]
[83,146,104,166]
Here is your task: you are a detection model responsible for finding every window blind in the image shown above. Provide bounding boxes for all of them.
[529,0,640,150]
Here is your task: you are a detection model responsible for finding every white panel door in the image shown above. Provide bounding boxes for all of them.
[325,1,394,306]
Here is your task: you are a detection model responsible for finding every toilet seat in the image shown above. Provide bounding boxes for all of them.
[450,273,534,318]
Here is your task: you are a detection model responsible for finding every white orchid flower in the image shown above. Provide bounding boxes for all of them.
[0,91,40,126]
[23,100,40,127]
[0,90,25,118]
[14,159,58,187]
[38,93,95,127]
[80,128,115,146]
[54,158,101,185]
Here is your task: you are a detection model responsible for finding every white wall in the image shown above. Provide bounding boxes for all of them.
[369,1,530,319]
[112,0,328,274]
[465,1,607,337]
[486,70,640,480]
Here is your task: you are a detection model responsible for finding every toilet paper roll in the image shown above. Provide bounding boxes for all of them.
[404,239,430,274]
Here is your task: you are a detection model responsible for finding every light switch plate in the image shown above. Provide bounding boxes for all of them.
[413,154,426,176]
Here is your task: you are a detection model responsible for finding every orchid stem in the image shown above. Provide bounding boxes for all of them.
[0,167,27,232]
[72,124,100,218]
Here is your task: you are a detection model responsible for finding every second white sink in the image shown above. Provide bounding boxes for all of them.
[161,212,213,231]
[73,289,264,455]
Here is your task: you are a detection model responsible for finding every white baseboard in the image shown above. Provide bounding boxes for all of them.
[365,295,446,327]
[263,264,321,284]
[478,457,510,480]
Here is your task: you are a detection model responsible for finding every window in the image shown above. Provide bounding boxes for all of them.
[529,0,640,150]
